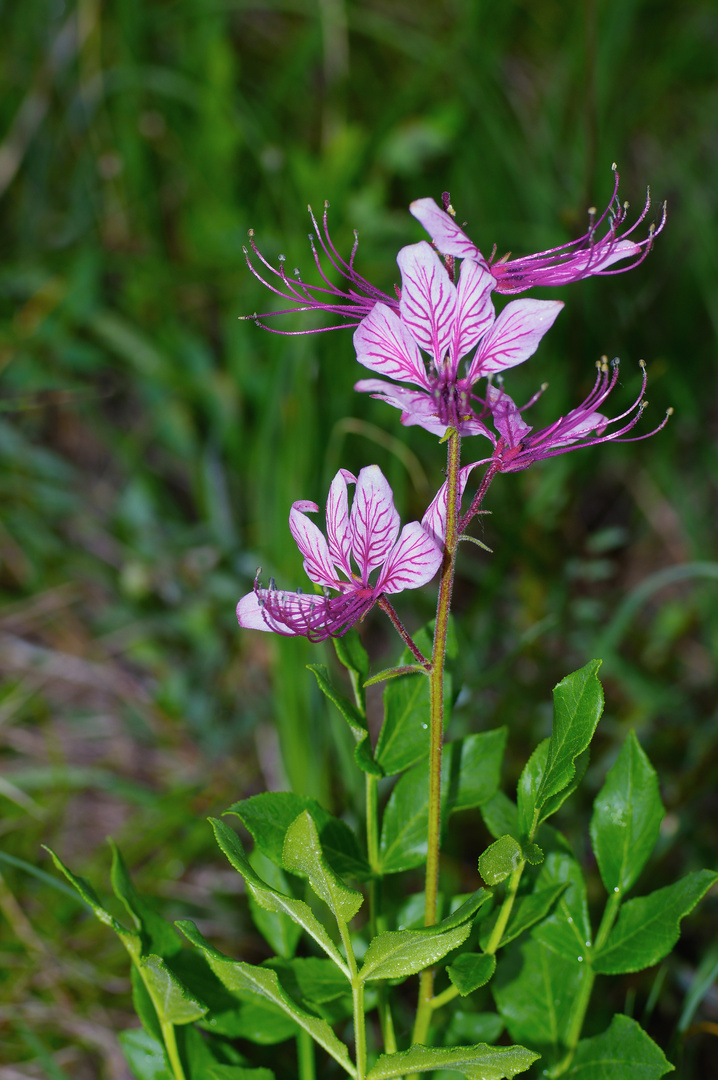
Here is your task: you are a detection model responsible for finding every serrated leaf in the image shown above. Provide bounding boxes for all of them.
[177,920,355,1076]
[478,835,523,887]
[531,852,593,963]
[308,664,382,777]
[118,1028,172,1080]
[227,792,370,880]
[247,851,301,959]
[366,1042,538,1079]
[131,965,163,1041]
[447,953,497,995]
[209,818,348,974]
[360,923,471,983]
[564,1014,674,1078]
[590,731,664,897]
[364,664,429,686]
[380,735,504,875]
[282,811,363,924]
[109,840,181,959]
[593,869,718,974]
[205,1068,276,1080]
[479,884,567,951]
[492,938,589,1067]
[139,954,208,1024]
[537,660,604,808]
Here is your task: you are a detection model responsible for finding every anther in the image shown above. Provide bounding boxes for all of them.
[666,407,674,416]
[639,359,647,371]
[248,228,255,237]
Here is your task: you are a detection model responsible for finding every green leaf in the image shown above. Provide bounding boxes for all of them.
[204,997,298,1044]
[131,965,163,1041]
[492,938,589,1066]
[333,630,369,711]
[177,920,355,1077]
[360,923,471,983]
[366,1042,538,1079]
[375,629,434,775]
[139,954,208,1025]
[266,957,350,1005]
[364,664,429,686]
[481,791,519,841]
[447,953,497,995]
[227,792,370,880]
[478,835,523,887]
[537,660,604,808]
[118,1028,172,1080]
[282,810,363,924]
[479,884,567,951]
[531,852,593,963]
[590,731,664,897]
[109,840,181,959]
[593,869,718,974]
[380,734,504,875]
[379,756,432,873]
[247,851,302,959]
[443,1011,504,1046]
[444,729,508,815]
[308,664,382,777]
[209,818,348,974]
[204,1068,275,1080]
[518,744,590,837]
[564,1014,674,1078]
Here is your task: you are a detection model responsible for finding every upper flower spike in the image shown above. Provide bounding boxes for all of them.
[470,358,672,474]
[410,167,666,294]
[242,203,396,334]
[236,465,443,641]
[354,240,563,437]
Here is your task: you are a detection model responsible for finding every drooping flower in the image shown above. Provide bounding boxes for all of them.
[410,167,666,294]
[353,240,563,437]
[469,358,671,475]
[236,465,444,641]
[243,203,396,333]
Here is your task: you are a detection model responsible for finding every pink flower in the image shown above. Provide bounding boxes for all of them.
[237,465,444,641]
[470,359,671,474]
[353,241,563,437]
[410,168,665,294]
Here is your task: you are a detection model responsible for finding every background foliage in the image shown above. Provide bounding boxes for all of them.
[0,0,716,1076]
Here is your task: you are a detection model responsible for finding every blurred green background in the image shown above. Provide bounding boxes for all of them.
[1,0,717,1076]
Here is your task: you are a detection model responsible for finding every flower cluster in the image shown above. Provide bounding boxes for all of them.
[238,172,667,641]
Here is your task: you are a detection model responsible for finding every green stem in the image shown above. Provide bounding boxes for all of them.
[550,889,623,1077]
[297,1029,316,1080]
[484,861,525,956]
[161,1020,186,1080]
[366,774,380,877]
[338,918,367,1080]
[410,431,462,1057]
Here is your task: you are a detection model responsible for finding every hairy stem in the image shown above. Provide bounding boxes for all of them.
[411,430,462,1056]
[377,596,430,667]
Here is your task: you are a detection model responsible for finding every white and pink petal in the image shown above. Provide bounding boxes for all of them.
[397,242,457,364]
[376,521,442,593]
[450,259,496,367]
[289,501,339,588]
[349,465,401,580]
[325,468,356,577]
[409,198,488,264]
[486,384,532,446]
[353,303,429,389]
[467,299,563,380]
[420,462,484,546]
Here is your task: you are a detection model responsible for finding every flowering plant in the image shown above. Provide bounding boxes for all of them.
[51,175,714,1080]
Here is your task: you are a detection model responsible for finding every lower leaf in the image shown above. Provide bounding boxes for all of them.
[366,1042,539,1079]
[563,1014,674,1078]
